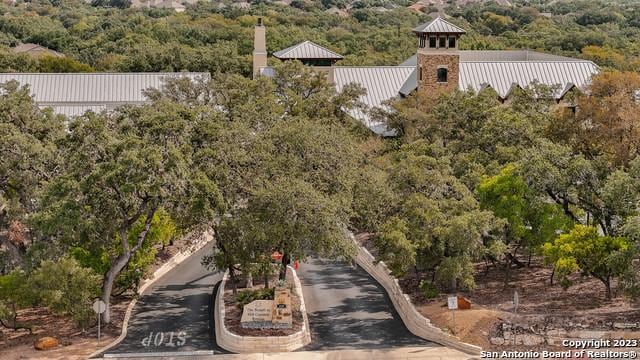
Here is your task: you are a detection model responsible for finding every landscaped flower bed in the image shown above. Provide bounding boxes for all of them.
[222,270,303,337]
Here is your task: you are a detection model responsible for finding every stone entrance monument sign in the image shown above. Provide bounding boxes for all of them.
[240,300,274,328]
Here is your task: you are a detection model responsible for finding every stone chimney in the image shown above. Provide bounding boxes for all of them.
[252,17,267,79]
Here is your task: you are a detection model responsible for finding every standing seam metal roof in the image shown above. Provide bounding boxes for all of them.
[337,60,598,134]
[399,60,599,97]
[458,61,599,98]
[264,59,598,135]
[333,66,414,135]
[400,50,583,66]
[0,72,209,116]
[272,41,343,60]
[412,17,466,34]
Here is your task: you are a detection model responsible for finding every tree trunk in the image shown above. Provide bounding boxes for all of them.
[101,206,156,324]
[12,303,17,329]
[101,252,131,324]
[507,251,526,268]
[264,274,269,289]
[503,255,512,290]
[550,266,555,285]
[483,257,490,276]
[0,204,6,228]
[229,266,238,295]
[279,253,290,281]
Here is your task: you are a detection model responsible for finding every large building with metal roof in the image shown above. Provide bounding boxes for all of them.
[0,72,209,117]
[0,18,600,135]
[254,17,600,136]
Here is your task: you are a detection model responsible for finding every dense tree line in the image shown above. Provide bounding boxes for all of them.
[1,0,640,77]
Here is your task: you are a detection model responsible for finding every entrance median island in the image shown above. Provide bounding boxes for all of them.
[229,275,298,335]
[214,265,311,352]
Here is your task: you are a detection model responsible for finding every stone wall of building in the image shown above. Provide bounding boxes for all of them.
[417,52,459,95]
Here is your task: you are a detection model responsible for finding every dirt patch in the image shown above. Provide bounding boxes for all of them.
[223,270,303,337]
[1,334,117,360]
[0,297,129,360]
[413,261,640,349]
[464,258,640,325]
[417,299,507,350]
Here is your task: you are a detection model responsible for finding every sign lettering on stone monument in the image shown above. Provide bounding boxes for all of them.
[272,288,293,328]
[240,300,273,329]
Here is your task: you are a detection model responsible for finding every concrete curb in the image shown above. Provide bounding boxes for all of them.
[97,346,472,360]
[350,232,482,355]
[88,230,213,359]
[214,266,312,353]
[103,350,215,358]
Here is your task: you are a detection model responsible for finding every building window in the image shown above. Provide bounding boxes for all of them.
[419,35,426,48]
[439,36,447,48]
[437,68,448,83]
[419,66,423,81]
[448,36,456,48]
[429,36,437,48]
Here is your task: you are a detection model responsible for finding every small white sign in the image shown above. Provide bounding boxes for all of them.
[93,299,106,314]
[447,296,458,310]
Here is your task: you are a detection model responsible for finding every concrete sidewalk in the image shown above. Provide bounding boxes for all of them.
[103,346,474,360]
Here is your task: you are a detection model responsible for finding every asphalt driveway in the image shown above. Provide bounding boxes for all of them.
[105,242,226,355]
[104,248,432,356]
[297,258,432,350]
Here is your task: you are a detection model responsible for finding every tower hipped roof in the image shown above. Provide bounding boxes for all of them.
[412,17,466,34]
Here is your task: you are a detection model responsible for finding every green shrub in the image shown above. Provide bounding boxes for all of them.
[419,280,439,299]
[235,288,274,310]
[0,271,35,331]
[28,257,101,328]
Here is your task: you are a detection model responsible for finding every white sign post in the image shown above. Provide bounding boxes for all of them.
[93,299,106,346]
[447,296,458,334]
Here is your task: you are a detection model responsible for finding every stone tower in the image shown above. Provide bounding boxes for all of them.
[253,17,267,79]
[412,18,466,95]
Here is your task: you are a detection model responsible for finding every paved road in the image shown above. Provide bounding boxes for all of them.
[297,258,432,350]
[106,242,226,355]
[105,248,432,356]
